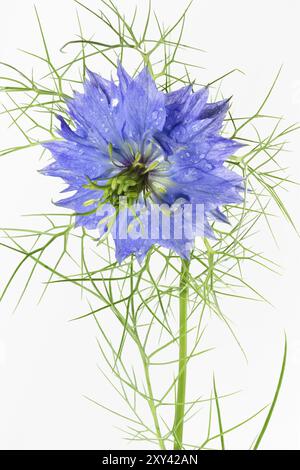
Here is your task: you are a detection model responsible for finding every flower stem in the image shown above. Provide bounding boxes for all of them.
[173,258,190,450]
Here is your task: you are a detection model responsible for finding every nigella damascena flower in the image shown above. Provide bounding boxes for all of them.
[42,64,244,262]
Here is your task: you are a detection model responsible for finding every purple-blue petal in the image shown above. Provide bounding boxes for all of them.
[123,67,166,140]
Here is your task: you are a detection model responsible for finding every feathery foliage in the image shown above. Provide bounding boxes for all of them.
[0,0,296,449]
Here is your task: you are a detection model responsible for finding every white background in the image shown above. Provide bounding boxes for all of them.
[0,0,300,450]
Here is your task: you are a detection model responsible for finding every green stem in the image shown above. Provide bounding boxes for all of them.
[173,258,190,450]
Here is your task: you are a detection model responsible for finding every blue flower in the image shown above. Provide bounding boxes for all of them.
[42,64,243,262]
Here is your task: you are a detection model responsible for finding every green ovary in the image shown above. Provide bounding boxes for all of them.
[84,152,158,208]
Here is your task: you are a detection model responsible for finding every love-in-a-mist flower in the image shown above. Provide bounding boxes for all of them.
[42,64,243,262]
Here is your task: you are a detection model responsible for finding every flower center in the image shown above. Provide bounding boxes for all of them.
[84,152,158,208]
[103,157,150,206]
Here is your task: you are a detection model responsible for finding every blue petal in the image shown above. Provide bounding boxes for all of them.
[210,207,230,224]
[165,86,192,107]
[205,137,244,165]
[56,115,88,144]
[86,68,114,103]
[42,140,112,180]
[123,67,166,140]
[76,204,115,233]
[164,87,208,133]
[66,78,124,148]
[199,98,230,120]
[117,63,133,99]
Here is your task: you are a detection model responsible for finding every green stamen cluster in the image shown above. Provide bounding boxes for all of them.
[84,153,156,208]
